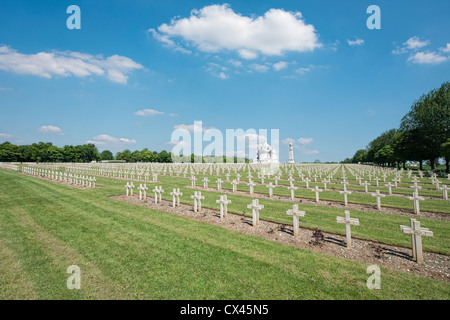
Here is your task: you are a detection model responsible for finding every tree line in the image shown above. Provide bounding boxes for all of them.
[342,81,450,172]
[0,141,249,163]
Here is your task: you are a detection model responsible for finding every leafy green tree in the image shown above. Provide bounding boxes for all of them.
[400,81,450,169]
[441,138,450,173]
[100,150,114,161]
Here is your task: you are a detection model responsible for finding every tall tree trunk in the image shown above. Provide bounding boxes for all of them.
[419,160,423,171]
[446,158,449,173]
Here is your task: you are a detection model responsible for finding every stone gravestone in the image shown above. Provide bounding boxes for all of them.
[400,218,433,263]
[170,188,183,208]
[311,186,323,203]
[247,199,264,227]
[216,195,231,220]
[286,204,305,237]
[191,191,205,213]
[336,210,360,249]
[371,190,386,210]
[408,192,425,215]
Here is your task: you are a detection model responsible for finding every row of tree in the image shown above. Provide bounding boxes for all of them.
[342,82,450,172]
[0,141,250,163]
[0,142,177,163]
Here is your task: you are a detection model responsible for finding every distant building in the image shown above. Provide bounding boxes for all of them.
[253,142,279,164]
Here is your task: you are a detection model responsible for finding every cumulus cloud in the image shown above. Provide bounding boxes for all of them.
[0,133,13,139]
[273,61,288,71]
[86,134,136,148]
[134,109,164,116]
[404,36,430,50]
[347,38,364,46]
[0,46,143,84]
[297,137,314,145]
[150,4,321,58]
[37,125,64,135]
[439,43,450,53]
[408,51,448,64]
[173,124,207,133]
[283,137,319,155]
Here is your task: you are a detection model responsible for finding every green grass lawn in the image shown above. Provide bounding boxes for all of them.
[1,169,449,300]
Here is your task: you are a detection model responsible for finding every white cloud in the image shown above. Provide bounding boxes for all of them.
[283,136,319,155]
[173,124,206,133]
[205,62,229,79]
[273,61,288,71]
[0,133,13,139]
[295,67,310,74]
[37,125,64,135]
[347,38,364,46]
[440,43,450,53]
[0,46,143,84]
[404,36,430,50]
[408,51,448,64]
[86,134,136,148]
[298,137,313,145]
[250,63,269,73]
[392,36,430,55]
[169,113,178,117]
[134,109,164,116]
[281,138,295,145]
[0,87,12,91]
[228,59,242,67]
[151,4,321,58]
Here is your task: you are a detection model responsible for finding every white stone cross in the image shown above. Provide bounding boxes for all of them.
[231,180,239,193]
[304,177,311,188]
[384,182,394,195]
[287,185,298,200]
[190,175,197,186]
[138,184,146,201]
[400,218,433,263]
[409,182,422,195]
[152,186,164,204]
[170,188,183,207]
[408,192,425,215]
[216,178,223,191]
[286,204,305,237]
[362,181,370,194]
[339,190,352,207]
[248,179,256,195]
[129,182,135,196]
[336,210,360,248]
[216,195,231,220]
[247,199,264,227]
[191,191,205,212]
[311,185,323,203]
[266,182,276,198]
[203,177,209,189]
[439,185,448,200]
[371,190,386,210]
[125,182,131,196]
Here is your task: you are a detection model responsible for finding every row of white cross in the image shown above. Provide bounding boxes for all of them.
[22,166,96,187]
[124,181,434,263]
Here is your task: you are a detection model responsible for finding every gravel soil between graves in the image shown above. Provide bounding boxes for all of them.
[112,194,450,284]
[188,186,450,222]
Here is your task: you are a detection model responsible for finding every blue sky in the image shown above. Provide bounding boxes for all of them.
[0,0,449,162]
